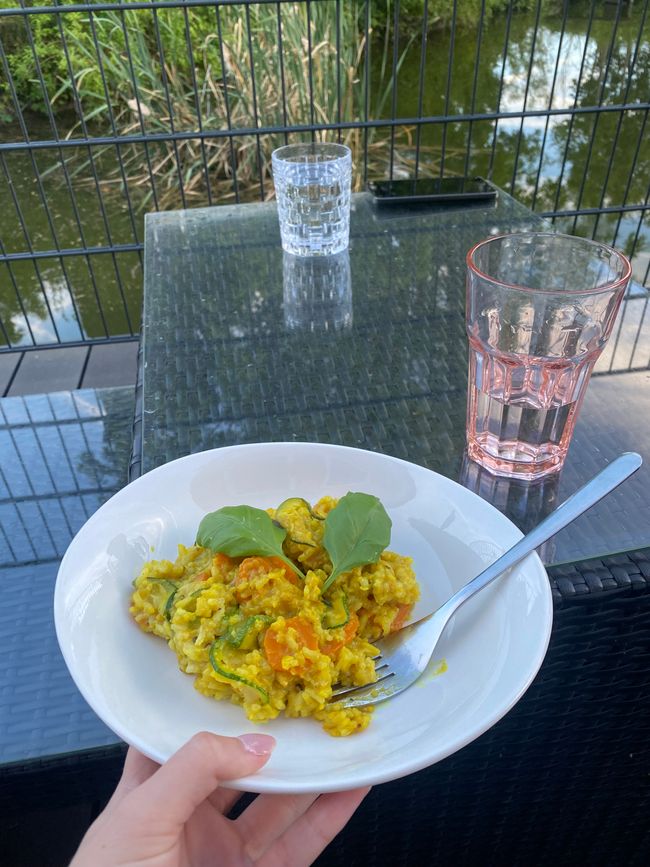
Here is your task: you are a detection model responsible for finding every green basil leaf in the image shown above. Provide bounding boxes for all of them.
[322,492,392,593]
[196,505,305,580]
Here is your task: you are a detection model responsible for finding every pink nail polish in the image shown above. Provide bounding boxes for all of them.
[238,733,276,756]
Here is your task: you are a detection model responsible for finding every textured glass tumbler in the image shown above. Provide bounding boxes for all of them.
[466,233,631,479]
[272,143,351,256]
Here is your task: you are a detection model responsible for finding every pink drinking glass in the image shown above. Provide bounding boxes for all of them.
[465,233,631,480]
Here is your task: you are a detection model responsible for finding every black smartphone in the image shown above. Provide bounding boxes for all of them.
[368,176,497,205]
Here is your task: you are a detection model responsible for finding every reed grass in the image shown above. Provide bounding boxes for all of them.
[49,2,439,209]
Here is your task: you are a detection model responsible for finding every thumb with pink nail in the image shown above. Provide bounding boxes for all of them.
[70,731,369,867]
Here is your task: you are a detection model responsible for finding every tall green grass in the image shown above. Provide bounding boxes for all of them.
[44,2,422,208]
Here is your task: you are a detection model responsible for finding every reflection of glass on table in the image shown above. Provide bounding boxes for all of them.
[459,451,560,563]
[282,250,352,332]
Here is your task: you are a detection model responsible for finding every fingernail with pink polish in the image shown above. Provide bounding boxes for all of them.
[238,733,276,756]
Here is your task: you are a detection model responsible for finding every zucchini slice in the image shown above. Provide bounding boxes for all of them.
[209,639,269,703]
[276,497,324,522]
[164,588,177,622]
[149,579,178,621]
[226,615,272,650]
[275,497,323,549]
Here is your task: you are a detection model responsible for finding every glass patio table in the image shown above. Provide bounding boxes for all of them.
[133,190,650,567]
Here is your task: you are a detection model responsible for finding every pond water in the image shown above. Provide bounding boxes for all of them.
[375,0,648,257]
[0,1,647,347]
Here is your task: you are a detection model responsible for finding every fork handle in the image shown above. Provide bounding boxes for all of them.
[440,452,642,620]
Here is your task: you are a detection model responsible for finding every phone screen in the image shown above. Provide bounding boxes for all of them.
[370,177,494,199]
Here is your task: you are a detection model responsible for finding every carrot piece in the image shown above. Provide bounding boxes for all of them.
[323,612,359,657]
[390,603,413,633]
[263,617,318,673]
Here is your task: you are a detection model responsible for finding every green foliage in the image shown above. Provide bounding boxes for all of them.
[322,493,392,593]
[2,3,81,113]
[1,1,223,118]
[197,505,306,579]
[372,0,536,31]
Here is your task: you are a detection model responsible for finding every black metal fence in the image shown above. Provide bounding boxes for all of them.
[0,0,648,371]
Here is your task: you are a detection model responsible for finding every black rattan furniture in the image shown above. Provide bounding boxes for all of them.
[2,190,648,866]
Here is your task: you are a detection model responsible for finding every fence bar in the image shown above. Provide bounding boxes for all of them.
[570,1,624,233]
[0,0,314,17]
[1,103,647,156]
[150,8,189,210]
[541,203,650,220]
[463,0,486,180]
[306,0,316,140]
[607,183,650,371]
[439,0,458,178]
[275,3,289,147]
[85,9,143,246]
[530,0,570,210]
[413,0,430,180]
[362,0,370,186]
[488,0,514,179]
[214,3,240,200]
[552,0,598,215]
[612,108,649,249]
[0,335,140,355]
[0,244,144,264]
[116,9,161,210]
[592,0,649,240]
[182,4,215,205]
[244,3,265,199]
[335,0,342,143]
[388,0,401,180]
[509,0,542,194]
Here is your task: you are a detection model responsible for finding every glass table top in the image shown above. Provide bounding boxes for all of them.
[140,191,650,566]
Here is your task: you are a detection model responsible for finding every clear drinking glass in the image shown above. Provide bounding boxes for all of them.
[466,233,631,479]
[272,143,352,256]
[283,250,352,331]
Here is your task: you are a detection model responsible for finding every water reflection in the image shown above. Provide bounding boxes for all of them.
[459,452,560,563]
[381,2,649,261]
[282,251,352,332]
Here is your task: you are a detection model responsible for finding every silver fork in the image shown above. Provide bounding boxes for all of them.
[331,452,642,708]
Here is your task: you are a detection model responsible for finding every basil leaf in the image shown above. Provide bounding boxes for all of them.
[322,492,391,593]
[196,505,306,580]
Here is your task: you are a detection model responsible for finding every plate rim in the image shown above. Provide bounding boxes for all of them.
[54,441,553,793]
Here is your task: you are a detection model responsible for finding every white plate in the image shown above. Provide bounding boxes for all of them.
[54,442,552,794]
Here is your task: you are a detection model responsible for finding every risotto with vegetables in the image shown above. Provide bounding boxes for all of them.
[130,493,419,736]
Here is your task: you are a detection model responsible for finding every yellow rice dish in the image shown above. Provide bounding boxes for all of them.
[130,496,419,736]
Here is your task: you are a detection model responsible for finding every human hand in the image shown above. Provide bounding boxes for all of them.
[70,732,369,867]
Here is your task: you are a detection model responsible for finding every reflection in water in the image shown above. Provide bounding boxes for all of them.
[382,4,649,273]
[20,271,85,344]
[459,452,560,563]
[282,250,352,332]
